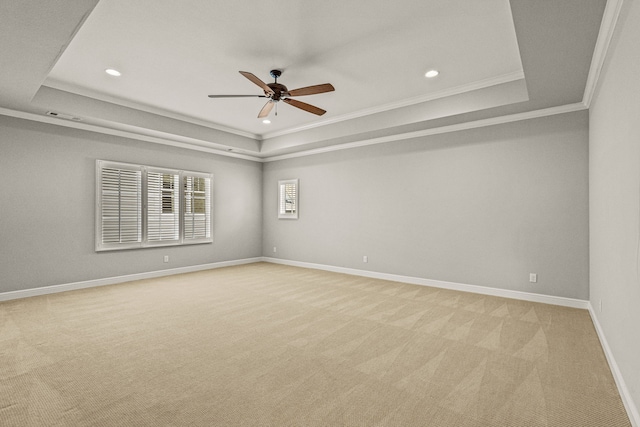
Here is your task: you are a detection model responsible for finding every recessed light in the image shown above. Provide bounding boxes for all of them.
[262,119,271,124]
[425,69,439,78]
[105,68,121,77]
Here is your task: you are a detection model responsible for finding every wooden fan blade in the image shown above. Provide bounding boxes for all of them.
[258,101,275,118]
[283,98,326,116]
[239,71,275,95]
[208,94,268,98]
[287,83,335,97]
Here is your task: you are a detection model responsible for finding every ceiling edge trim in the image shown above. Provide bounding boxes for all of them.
[583,0,625,107]
[40,82,259,140]
[0,102,586,164]
[0,107,263,162]
[260,71,526,140]
[262,103,587,162]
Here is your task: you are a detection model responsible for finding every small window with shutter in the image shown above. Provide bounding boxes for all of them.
[278,179,298,219]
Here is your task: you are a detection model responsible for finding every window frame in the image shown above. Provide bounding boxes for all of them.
[182,172,213,245]
[96,160,213,251]
[278,179,299,219]
[144,166,181,247]
[95,160,143,251]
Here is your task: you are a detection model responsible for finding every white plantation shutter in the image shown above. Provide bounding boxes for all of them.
[96,161,212,250]
[146,169,180,243]
[278,179,298,219]
[183,173,212,242]
[283,184,296,212]
[97,161,142,250]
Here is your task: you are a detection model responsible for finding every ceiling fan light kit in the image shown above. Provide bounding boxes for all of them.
[208,70,335,119]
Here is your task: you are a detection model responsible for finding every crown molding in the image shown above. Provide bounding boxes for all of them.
[2,102,587,164]
[42,72,524,144]
[0,107,263,162]
[583,0,626,107]
[260,71,525,140]
[42,81,259,140]
[263,103,587,162]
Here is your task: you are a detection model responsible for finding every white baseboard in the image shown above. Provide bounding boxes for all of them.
[2,255,589,310]
[0,257,262,302]
[261,257,589,309]
[588,304,640,427]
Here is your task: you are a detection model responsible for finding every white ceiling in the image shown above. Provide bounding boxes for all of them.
[44,0,523,138]
[0,0,608,158]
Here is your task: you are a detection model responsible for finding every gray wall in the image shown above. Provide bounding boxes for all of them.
[263,111,589,300]
[0,116,263,293]
[589,0,640,416]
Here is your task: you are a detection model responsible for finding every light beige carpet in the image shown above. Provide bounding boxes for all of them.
[0,262,631,426]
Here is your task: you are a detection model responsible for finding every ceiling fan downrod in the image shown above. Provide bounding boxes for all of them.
[269,69,282,83]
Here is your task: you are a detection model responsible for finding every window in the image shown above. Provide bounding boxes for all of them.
[146,168,180,244]
[96,160,212,251]
[184,173,212,242]
[278,179,298,219]
[98,163,142,250]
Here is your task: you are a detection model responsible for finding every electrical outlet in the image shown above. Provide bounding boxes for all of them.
[273,246,277,253]
[529,273,537,283]
[363,256,368,263]
[164,255,169,263]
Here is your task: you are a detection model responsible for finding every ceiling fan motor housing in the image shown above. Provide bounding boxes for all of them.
[267,83,288,100]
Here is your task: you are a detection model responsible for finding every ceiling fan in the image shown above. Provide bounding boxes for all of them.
[208,70,335,118]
